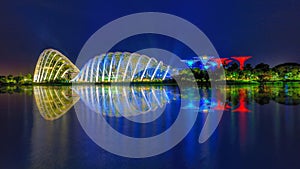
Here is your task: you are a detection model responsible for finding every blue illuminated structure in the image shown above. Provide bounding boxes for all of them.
[181,56,216,70]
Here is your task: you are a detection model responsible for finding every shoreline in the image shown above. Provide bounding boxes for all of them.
[0,80,299,87]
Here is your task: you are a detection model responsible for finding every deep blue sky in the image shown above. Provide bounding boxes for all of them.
[0,0,299,75]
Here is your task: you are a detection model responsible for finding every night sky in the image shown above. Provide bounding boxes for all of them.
[0,0,299,75]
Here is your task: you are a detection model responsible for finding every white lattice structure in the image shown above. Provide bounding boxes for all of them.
[33,49,79,83]
[71,52,171,83]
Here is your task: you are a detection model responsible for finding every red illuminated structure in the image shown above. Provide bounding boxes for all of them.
[210,58,232,68]
[231,56,252,70]
[232,89,251,113]
[213,100,231,111]
[213,90,231,111]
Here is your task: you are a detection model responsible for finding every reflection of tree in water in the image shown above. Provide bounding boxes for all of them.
[226,86,239,106]
[0,85,32,95]
[254,85,272,105]
[232,84,300,106]
[272,84,300,105]
[225,84,300,108]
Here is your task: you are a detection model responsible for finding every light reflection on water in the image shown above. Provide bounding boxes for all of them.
[0,84,300,168]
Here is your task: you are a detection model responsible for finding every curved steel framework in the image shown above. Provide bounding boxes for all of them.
[71,52,171,83]
[33,49,80,83]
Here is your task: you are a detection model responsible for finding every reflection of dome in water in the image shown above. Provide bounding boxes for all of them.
[33,86,80,120]
[33,49,172,83]
[72,86,171,117]
[34,86,172,120]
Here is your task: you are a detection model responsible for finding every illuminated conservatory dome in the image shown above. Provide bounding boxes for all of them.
[34,49,171,83]
[72,52,171,83]
[33,49,80,83]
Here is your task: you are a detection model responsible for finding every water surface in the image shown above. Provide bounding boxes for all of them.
[1,84,300,169]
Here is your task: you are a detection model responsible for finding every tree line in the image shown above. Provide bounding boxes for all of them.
[176,62,300,83]
[0,74,33,85]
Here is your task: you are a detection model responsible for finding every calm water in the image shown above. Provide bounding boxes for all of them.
[1,84,300,169]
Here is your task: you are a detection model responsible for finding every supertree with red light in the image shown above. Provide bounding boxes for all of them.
[231,56,252,70]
